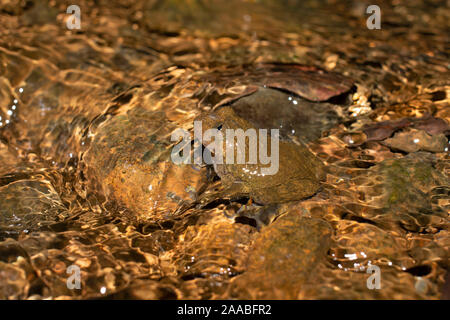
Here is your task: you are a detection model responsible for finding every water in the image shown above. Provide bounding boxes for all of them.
[0,0,448,299]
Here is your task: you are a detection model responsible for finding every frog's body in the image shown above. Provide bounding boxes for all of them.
[198,107,325,205]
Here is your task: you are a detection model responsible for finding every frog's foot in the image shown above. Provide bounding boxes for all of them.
[235,203,284,230]
[195,181,249,206]
[194,183,285,229]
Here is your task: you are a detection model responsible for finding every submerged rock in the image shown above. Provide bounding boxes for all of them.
[199,63,354,109]
[226,213,332,299]
[83,107,209,223]
[352,152,449,233]
[173,217,255,298]
[0,261,29,299]
[383,128,448,153]
[251,63,354,102]
[0,179,68,241]
[376,153,448,208]
[230,87,342,143]
[361,116,450,144]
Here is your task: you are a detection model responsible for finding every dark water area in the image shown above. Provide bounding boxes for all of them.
[0,0,449,299]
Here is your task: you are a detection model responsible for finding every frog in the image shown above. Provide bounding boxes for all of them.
[196,106,325,222]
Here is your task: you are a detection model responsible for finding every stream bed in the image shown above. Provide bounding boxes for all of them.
[0,0,449,299]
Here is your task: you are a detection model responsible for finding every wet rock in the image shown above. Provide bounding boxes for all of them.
[230,87,342,143]
[19,0,58,26]
[21,226,157,299]
[352,152,449,232]
[173,217,255,298]
[0,239,39,299]
[362,116,449,144]
[377,153,448,207]
[200,63,354,109]
[298,265,428,299]
[83,107,209,223]
[0,261,29,299]
[252,63,354,102]
[383,128,448,153]
[362,118,412,142]
[329,220,409,270]
[198,106,325,204]
[413,116,450,136]
[226,213,332,299]
[0,180,69,241]
[29,243,129,298]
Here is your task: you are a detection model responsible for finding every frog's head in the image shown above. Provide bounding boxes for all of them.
[195,111,222,134]
[195,107,237,135]
[196,107,251,134]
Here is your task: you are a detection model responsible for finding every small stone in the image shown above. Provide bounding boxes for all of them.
[383,128,448,153]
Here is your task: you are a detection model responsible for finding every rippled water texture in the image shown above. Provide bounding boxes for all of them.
[0,0,449,299]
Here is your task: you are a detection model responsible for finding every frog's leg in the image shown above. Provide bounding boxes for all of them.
[195,180,250,207]
[194,182,285,229]
[251,177,322,204]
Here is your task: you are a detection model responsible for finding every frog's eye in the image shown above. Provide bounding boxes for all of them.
[217,124,223,131]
